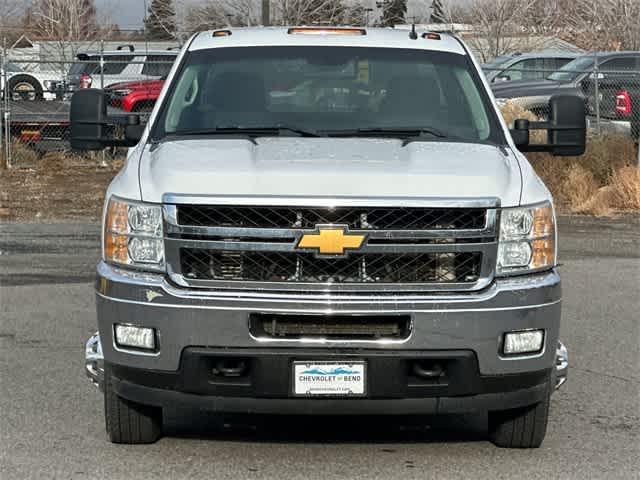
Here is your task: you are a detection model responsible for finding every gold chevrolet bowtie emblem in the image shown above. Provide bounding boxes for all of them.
[297,226,366,255]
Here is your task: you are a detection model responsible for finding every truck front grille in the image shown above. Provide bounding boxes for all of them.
[165,202,497,292]
[177,205,486,231]
[180,249,482,284]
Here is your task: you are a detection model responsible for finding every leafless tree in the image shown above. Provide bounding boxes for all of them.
[25,0,105,73]
[557,0,640,51]
[184,0,369,32]
[0,0,23,43]
[463,0,554,62]
[183,0,262,30]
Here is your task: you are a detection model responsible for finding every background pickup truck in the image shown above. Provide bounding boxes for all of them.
[583,71,640,141]
[104,78,165,113]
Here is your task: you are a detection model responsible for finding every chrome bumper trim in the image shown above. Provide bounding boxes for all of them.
[85,332,104,391]
[555,341,568,390]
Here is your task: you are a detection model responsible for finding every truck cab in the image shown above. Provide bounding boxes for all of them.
[75,27,585,448]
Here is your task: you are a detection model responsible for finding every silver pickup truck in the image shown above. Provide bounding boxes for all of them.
[73,27,586,448]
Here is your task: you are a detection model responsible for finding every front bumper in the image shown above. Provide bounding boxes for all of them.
[86,262,568,409]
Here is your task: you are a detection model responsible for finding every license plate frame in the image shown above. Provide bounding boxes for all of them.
[292,361,367,397]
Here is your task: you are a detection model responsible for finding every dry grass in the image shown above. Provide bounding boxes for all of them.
[563,164,600,207]
[0,146,123,221]
[609,166,640,210]
[526,136,639,215]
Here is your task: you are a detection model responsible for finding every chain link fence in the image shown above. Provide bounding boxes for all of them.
[0,45,639,168]
[482,55,640,166]
[0,42,178,168]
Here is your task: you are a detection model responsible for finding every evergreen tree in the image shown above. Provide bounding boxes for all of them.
[430,0,448,24]
[379,0,407,27]
[145,0,176,40]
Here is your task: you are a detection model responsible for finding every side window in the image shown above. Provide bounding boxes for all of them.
[600,58,636,73]
[553,58,574,71]
[102,55,134,75]
[544,58,572,74]
[142,55,176,77]
[499,58,544,81]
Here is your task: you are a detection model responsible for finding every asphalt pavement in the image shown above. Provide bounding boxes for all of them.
[0,216,638,479]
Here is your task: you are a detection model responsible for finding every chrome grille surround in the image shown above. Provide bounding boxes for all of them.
[163,195,499,293]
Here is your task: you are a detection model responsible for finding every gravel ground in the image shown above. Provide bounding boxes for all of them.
[0,216,638,479]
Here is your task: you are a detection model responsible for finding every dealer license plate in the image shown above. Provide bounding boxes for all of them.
[293,361,366,397]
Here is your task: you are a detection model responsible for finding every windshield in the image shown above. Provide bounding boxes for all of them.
[69,57,99,76]
[547,56,593,82]
[153,46,503,145]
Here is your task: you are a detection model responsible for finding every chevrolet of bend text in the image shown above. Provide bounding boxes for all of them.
[74,27,587,448]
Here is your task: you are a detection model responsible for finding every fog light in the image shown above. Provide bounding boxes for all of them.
[503,329,544,355]
[114,324,156,351]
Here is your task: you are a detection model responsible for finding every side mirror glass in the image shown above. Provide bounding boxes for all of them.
[548,94,586,156]
[70,90,143,150]
[70,89,108,150]
[509,95,586,156]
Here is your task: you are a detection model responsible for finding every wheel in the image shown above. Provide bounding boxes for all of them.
[103,364,163,444]
[488,382,551,448]
[8,75,43,101]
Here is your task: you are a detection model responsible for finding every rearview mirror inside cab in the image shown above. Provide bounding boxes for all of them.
[510,94,586,156]
[70,89,144,151]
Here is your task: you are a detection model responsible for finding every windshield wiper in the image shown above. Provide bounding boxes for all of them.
[326,127,448,145]
[165,125,324,141]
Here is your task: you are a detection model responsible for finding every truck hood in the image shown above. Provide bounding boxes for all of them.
[139,138,522,206]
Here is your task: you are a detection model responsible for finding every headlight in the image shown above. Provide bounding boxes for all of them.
[497,202,556,275]
[495,98,510,108]
[112,88,133,97]
[104,197,164,271]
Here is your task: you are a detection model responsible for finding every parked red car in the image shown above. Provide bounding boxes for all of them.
[104,78,165,112]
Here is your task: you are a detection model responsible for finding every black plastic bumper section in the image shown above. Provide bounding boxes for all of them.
[109,348,551,414]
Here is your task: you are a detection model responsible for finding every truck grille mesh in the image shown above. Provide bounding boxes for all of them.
[180,249,482,284]
[177,205,486,231]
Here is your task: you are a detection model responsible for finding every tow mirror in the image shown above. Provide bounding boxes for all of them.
[510,94,586,156]
[70,89,143,151]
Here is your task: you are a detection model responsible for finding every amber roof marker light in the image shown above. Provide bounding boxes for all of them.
[422,32,442,40]
[212,30,232,37]
[287,27,367,36]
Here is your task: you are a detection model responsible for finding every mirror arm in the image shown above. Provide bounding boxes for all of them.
[528,121,585,132]
[520,143,585,152]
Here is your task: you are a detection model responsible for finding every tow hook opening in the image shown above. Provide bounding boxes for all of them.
[412,361,445,379]
[212,358,248,378]
[555,341,568,390]
[85,332,104,391]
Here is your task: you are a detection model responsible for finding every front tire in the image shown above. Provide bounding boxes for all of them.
[104,365,163,444]
[488,382,551,448]
[8,75,43,101]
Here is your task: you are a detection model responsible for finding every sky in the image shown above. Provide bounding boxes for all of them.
[96,0,469,31]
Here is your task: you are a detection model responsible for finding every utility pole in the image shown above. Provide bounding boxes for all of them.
[262,0,270,26]
[365,8,374,26]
